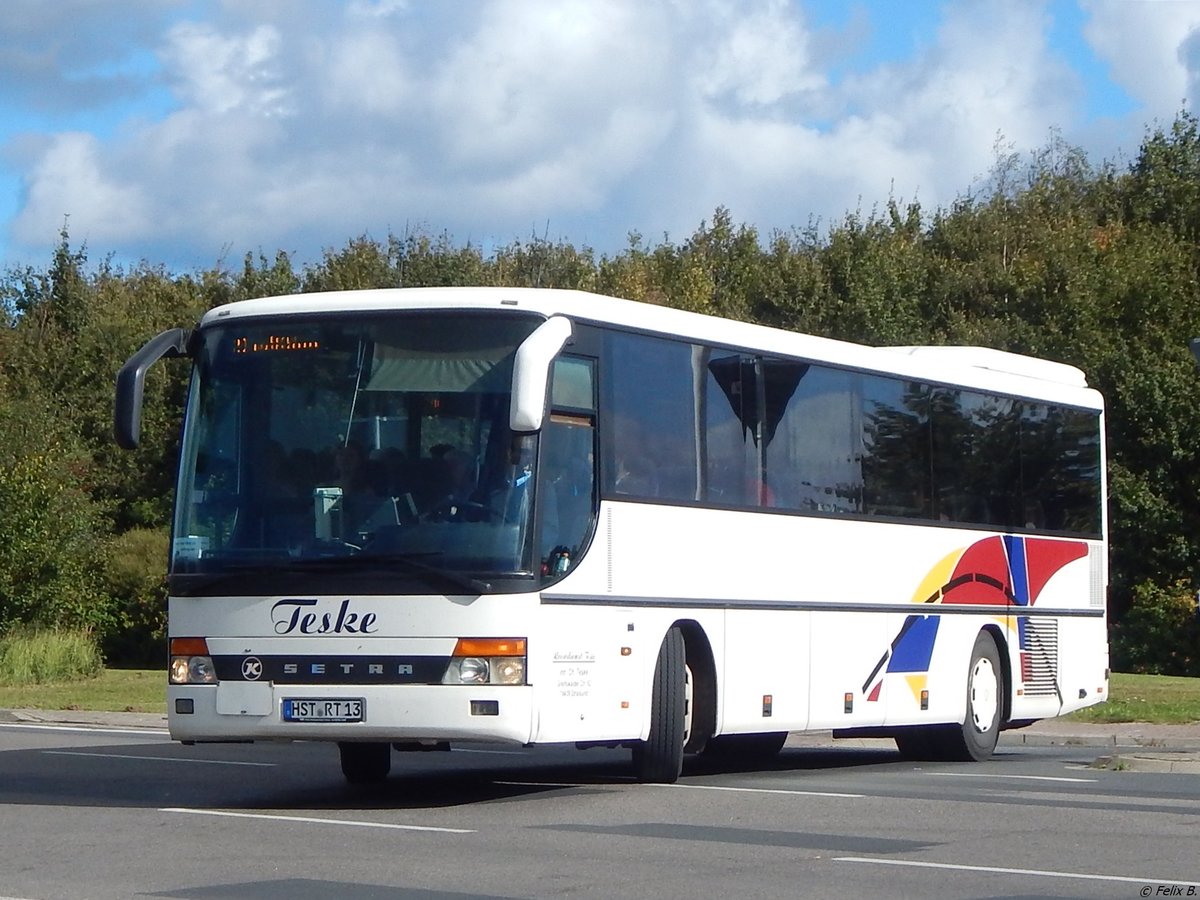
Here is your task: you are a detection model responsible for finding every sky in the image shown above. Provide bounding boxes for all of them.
[1,0,1198,274]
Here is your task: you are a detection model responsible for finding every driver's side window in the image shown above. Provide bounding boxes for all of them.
[539,358,597,581]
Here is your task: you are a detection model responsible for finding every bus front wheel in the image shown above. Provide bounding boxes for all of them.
[338,741,392,784]
[944,631,1004,761]
[632,626,687,783]
[894,631,1003,762]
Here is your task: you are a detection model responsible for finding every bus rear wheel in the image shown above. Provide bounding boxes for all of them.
[338,741,391,784]
[632,626,687,784]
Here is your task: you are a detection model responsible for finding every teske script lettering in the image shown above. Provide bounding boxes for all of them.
[271,598,379,635]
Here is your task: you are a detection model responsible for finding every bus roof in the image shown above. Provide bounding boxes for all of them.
[200,287,1101,407]
[877,345,1088,388]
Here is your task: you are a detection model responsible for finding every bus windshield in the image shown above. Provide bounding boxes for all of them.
[171,312,544,591]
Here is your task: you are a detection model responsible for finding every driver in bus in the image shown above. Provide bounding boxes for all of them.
[331,441,400,540]
[426,446,490,521]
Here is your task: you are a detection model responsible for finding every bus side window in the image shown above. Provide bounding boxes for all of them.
[705,355,756,506]
[766,362,862,514]
[605,333,697,502]
[862,376,931,519]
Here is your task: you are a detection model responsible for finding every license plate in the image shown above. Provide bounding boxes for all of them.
[282,698,364,722]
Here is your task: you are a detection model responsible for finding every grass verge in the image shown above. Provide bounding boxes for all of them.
[1064,672,1200,724]
[0,668,164,714]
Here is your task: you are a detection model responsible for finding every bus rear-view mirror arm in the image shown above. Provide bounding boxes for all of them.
[510,315,572,433]
[114,327,191,450]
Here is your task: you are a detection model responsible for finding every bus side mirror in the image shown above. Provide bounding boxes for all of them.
[510,316,572,433]
[1191,338,1200,370]
[114,328,190,450]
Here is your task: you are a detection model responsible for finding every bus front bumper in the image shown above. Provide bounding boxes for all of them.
[167,682,535,745]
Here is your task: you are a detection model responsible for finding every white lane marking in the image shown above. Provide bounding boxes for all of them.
[926,772,1097,783]
[44,750,274,767]
[0,722,169,737]
[835,856,1198,887]
[655,783,865,799]
[161,808,475,834]
[496,780,864,798]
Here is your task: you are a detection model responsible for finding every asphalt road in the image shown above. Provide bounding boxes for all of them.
[0,722,1197,900]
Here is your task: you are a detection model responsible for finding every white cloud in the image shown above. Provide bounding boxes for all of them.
[347,0,410,18]
[1082,0,1200,118]
[662,0,1080,236]
[427,0,671,170]
[163,21,289,116]
[17,132,151,244]
[5,0,1196,269]
[691,0,825,106]
[324,31,412,116]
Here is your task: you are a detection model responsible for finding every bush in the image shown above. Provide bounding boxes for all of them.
[1111,579,1200,676]
[100,528,169,667]
[0,629,103,684]
[0,418,115,636]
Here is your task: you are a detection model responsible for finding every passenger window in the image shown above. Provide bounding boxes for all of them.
[605,333,697,501]
[862,376,931,519]
[1021,404,1101,534]
[768,362,862,514]
[931,389,1020,526]
[704,354,757,506]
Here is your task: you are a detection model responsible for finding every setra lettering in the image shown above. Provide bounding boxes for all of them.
[274,661,417,677]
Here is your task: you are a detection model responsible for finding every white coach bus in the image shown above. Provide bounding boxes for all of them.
[115,287,1108,784]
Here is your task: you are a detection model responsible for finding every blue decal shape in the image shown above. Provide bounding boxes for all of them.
[1004,535,1030,606]
[886,615,940,673]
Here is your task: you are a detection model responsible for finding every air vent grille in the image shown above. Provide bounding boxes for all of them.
[1021,619,1059,697]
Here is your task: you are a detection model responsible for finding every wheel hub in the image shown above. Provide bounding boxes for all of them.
[969,657,999,732]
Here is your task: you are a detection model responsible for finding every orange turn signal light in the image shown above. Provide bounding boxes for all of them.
[453,638,526,657]
[170,637,210,656]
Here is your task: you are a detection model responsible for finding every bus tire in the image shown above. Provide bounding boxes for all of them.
[893,727,938,760]
[703,731,788,761]
[632,626,686,784]
[338,741,392,784]
[943,631,1004,761]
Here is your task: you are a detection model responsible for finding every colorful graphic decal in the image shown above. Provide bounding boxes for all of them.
[862,536,1087,702]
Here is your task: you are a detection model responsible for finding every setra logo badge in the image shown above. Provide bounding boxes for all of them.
[241,657,263,681]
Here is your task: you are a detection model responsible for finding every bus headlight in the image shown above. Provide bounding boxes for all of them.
[442,638,527,685]
[169,655,217,684]
[491,658,525,685]
[457,657,490,684]
[169,637,218,685]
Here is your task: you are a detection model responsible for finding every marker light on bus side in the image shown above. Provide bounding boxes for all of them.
[442,638,527,685]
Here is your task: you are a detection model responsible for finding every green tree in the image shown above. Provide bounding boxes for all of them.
[0,386,113,637]
[1111,579,1200,676]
